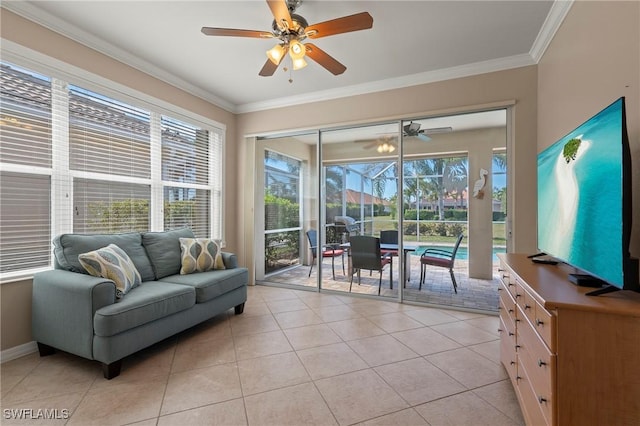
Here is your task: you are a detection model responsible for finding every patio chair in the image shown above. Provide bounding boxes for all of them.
[349,236,393,295]
[306,229,345,280]
[379,230,399,257]
[419,233,464,293]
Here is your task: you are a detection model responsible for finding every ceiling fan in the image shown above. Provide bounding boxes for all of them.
[403,122,453,142]
[357,123,454,152]
[201,0,373,77]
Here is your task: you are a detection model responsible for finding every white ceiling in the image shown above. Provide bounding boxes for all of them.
[4,1,563,114]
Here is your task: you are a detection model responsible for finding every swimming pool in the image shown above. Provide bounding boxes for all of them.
[413,245,505,261]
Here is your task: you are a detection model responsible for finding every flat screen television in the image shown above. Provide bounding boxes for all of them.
[536,97,639,294]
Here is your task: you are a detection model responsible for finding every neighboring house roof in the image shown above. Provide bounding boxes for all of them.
[344,189,391,206]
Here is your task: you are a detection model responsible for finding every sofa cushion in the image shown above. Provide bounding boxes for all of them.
[53,233,155,282]
[179,238,225,274]
[93,281,196,337]
[142,228,195,279]
[159,268,248,304]
[78,244,142,299]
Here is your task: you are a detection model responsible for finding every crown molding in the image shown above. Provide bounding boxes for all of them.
[236,53,536,113]
[4,1,569,115]
[530,0,574,63]
[2,1,237,113]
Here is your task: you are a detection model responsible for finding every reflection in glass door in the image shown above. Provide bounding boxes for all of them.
[253,109,507,312]
[399,111,507,312]
[255,133,318,289]
[321,124,400,298]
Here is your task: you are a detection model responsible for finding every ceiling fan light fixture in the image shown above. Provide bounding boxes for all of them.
[266,44,286,65]
[377,142,395,153]
[289,40,306,59]
[292,57,308,70]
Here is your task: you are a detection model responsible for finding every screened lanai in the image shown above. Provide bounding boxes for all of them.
[255,110,507,313]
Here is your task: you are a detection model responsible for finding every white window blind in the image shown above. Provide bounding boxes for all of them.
[0,63,53,273]
[0,60,225,279]
[0,63,52,168]
[73,178,151,234]
[0,172,51,273]
[69,85,151,178]
[161,116,222,239]
[68,85,152,234]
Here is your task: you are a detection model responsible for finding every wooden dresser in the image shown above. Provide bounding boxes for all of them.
[498,253,640,425]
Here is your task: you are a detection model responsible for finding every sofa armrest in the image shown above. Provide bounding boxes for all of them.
[32,270,116,360]
[221,252,238,269]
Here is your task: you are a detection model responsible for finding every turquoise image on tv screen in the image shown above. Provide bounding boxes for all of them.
[537,99,623,287]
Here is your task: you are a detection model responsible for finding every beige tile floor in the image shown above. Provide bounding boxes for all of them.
[1,285,524,426]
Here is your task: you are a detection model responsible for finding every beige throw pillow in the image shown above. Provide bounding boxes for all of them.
[179,238,226,274]
[78,244,142,299]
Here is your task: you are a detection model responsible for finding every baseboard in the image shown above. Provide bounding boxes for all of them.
[0,341,38,363]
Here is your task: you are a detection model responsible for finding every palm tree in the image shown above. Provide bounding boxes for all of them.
[409,157,467,220]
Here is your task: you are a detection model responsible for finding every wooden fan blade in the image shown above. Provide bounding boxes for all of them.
[304,43,346,75]
[266,0,293,31]
[306,12,373,39]
[259,57,283,77]
[201,27,273,38]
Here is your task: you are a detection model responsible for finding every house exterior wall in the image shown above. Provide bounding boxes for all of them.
[537,0,640,259]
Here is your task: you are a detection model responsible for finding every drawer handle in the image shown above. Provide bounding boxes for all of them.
[508,332,514,337]
[498,268,505,272]
[508,283,515,287]
[538,396,547,404]
[508,309,514,314]
[502,274,508,279]
[524,304,531,310]
[510,361,516,366]
[497,328,503,332]
[515,345,521,350]
[536,318,544,326]
[538,359,547,367]
[516,376,522,382]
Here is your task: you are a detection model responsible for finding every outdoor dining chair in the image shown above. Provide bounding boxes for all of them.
[306,229,345,280]
[349,235,393,295]
[419,233,464,293]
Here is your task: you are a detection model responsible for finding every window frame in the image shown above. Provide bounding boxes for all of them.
[0,47,226,283]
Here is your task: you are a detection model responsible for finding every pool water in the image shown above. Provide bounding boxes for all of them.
[415,245,505,261]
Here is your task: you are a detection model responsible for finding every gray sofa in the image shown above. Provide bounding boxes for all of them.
[32,228,248,379]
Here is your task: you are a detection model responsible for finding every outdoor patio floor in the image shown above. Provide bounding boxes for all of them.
[260,257,500,313]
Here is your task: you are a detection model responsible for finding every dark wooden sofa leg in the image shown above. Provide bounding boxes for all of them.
[37,342,56,357]
[102,360,122,380]
[234,303,245,315]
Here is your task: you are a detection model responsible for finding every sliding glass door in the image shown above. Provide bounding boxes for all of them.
[253,108,508,312]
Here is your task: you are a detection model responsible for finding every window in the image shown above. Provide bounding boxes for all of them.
[0,61,225,280]
[0,63,53,274]
[162,117,219,238]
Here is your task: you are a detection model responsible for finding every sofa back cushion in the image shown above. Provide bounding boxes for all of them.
[142,227,195,279]
[53,232,155,282]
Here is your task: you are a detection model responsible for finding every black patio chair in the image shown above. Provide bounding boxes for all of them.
[306,229,345,280]
[349,235,393,295]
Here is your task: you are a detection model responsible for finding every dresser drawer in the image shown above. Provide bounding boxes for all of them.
[499,285,517,328]
[533,302,556,352]
[499,316,518,384]
[519,356,554,426]
[517,312,555,404]
[519,286,538,327]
